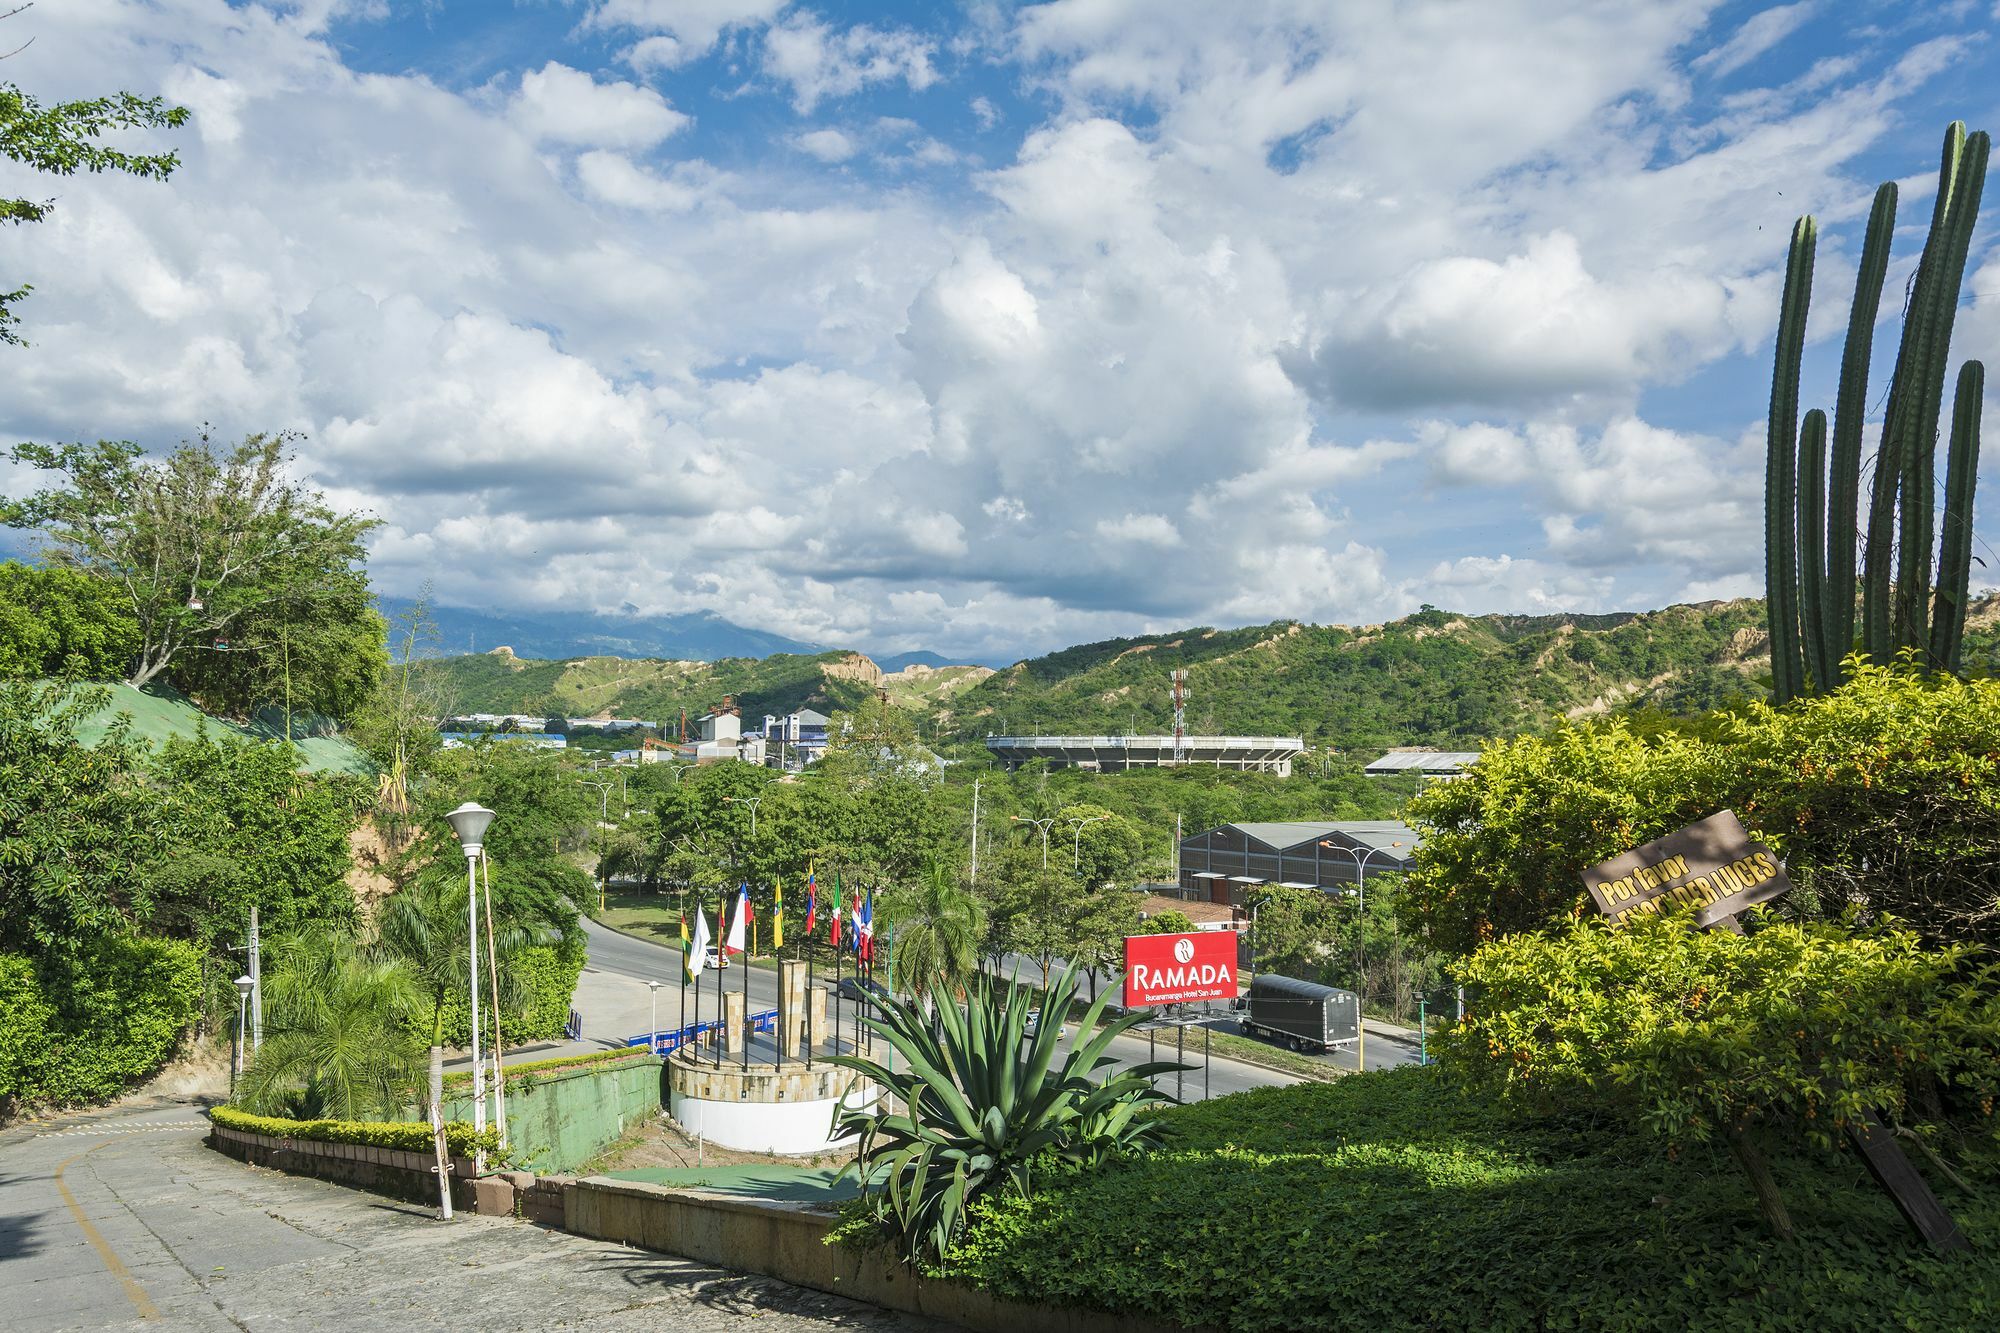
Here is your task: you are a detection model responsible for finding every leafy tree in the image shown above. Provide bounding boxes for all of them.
[1136,909,1197,935]
[375,867,559,1048]
[984,845,1139,986]
[1,432,382,702]
[168,573,385,730]
[347,588,456,835]
[1246,884,1349,981]
[1,28,189,344]
[1056,802,1143,886]
[0,561,136,678]
[0,681,160,959]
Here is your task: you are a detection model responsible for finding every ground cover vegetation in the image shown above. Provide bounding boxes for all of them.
[932,1065,2000,1332]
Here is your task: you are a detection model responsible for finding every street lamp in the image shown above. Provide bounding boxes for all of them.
[648,979,661,1054]
[1318,838,1406,1077]
[446,801,495,1170]
[231,974,254,1099]
[1065,815,1110,875]
[722,795,762,840]
[1011,816,1054,869]
[582,780,613,912]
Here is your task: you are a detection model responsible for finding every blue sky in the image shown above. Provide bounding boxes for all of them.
[2,1,1997,660]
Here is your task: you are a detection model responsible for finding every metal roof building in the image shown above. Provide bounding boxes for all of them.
[1363,749,1480,778]
[1177,820,1420,908]
[984,734,1304,775]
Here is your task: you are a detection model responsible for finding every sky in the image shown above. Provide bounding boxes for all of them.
[3,0,1998,663]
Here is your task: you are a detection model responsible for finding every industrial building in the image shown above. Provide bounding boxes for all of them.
[1364,749,1479,778]
[1176,820,1420,907]
[984,734,1305,774]
[759,708,831,770]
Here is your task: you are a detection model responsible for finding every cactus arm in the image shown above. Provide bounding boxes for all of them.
[1928,361,1984,675]
[1824,182,1896,685]
[1867,124,1965,662]
[1893,124,1980,656]
[1766,216,1816,703]
[1797,408,1831,690]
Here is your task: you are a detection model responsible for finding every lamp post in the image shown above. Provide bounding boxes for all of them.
[446,802,496,1172]
[1065,814,1110,875]
[648,979,661,1054]
[1318,838,1406,1077]
[723,795,762,840]
[581,780,612,914]
[1012,816,1054,869]
[231,974,254,1100]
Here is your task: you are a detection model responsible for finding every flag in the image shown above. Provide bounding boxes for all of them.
[855,887,875,962]
[688,904,710,980]
[680,909,695,983]
[829,873,844,950]
[804,868,818,935]
[725,884,749,956]
[773,877,784,950]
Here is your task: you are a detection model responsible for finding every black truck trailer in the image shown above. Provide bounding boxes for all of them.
[1239,974,1361,1052]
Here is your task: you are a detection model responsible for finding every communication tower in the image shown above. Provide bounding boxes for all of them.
[1170,669,1189,765]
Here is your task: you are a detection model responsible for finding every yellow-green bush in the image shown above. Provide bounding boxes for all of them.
[208,1103,498,1156]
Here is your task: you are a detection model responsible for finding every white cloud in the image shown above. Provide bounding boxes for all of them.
[762,12,939,112]
[1693,3,1815,80]
[793,128,857,162]
[1096,513,1182,546]
[511,62,689,149]
[589,0,789,67]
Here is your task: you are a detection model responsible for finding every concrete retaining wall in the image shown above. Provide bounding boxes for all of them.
[561,1176,1187,1333]
[208,1125,482,1211]
[442,1056,664,1174]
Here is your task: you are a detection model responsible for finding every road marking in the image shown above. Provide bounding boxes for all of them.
[54,1149,162,1322]
[39,1121,206,1138]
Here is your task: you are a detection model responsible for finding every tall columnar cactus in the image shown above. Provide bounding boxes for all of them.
[1767,121,1990,697]
[1765,217,1814,704]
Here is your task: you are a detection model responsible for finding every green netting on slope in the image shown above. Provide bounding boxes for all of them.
[62,681,375,776]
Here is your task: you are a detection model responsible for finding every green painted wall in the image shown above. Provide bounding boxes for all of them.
[444,1057,663,1174]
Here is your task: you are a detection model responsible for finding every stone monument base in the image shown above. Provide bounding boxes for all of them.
[666,1057,878,1156]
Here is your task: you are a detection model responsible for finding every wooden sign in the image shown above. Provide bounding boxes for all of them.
[1581,810,1790,928]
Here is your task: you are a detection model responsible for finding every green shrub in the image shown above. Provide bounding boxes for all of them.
[440,1046,651,1093]
[1437,913,2000,1149]
[208,1103,498,1156]
[0,935,202,1112]
[937,1067,2000,1332]
[1406,665,2000,955]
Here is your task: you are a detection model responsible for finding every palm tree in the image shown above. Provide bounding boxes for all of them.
[883,863,985,1012]
[236,929,423,1120]
[376,864,559,1048]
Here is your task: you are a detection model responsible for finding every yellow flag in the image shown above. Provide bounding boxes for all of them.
[773,877,785,950]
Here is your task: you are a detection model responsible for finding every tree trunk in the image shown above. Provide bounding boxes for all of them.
[1727,1125,1795,1240]
[128,649,171,688]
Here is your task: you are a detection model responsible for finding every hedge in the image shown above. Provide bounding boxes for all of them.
[924,1066,2000,1332]
[0,936,202,1113]
[208,1104,500,1157]
[441,1046,653,1093]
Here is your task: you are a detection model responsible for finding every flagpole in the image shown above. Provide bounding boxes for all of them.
[742,887,751,1073]
[805,889,815,1069]
[833,911,844,1059]
[775,879,785,1070]
[678,892,688,1059]
[712,894,722,1070]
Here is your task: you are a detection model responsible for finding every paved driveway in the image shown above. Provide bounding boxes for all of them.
[0,1102,941,1332]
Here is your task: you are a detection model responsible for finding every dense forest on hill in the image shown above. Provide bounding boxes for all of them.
[424,647,881,725]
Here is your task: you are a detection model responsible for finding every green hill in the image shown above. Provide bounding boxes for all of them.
[68,682,374,776]
[419,647,884,725]
[413,594,2000,751]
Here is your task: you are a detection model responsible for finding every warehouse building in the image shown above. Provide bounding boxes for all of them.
[1176,820,1420,908]
[1363,749,1479,778]
[984,733,1304,775]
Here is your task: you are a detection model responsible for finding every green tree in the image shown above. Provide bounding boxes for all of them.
[1,34,189,344]
[1246,885,1349,981]
[347,588,456,837]
[1057,802,1143,886]
[881,863,985,1009]
[1,432,382,702]
[0,561,136,678]
[1136,909,1197,935]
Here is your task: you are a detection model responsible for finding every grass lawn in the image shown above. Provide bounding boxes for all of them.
[593,886,683,944]
[923,1065,2000,1332]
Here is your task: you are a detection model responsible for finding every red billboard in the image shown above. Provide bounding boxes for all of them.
[1124,931,1240,1008]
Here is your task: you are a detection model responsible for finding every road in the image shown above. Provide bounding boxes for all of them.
[0,1102,942,1333]
[573,919,1296,1101]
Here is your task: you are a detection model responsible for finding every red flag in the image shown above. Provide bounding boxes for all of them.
[805,870,818,934]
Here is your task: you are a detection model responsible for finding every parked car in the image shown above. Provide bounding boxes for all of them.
[1022,1009,1069,1040]
[837,976,889,1004]
[704,945,729,970]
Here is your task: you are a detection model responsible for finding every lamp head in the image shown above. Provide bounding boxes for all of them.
[446,801,497,855]
[234,974,255,998]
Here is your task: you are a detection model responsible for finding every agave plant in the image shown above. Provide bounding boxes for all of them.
[827,966,1185,1263]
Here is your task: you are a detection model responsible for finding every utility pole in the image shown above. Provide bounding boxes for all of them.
[248,906,263,1052]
